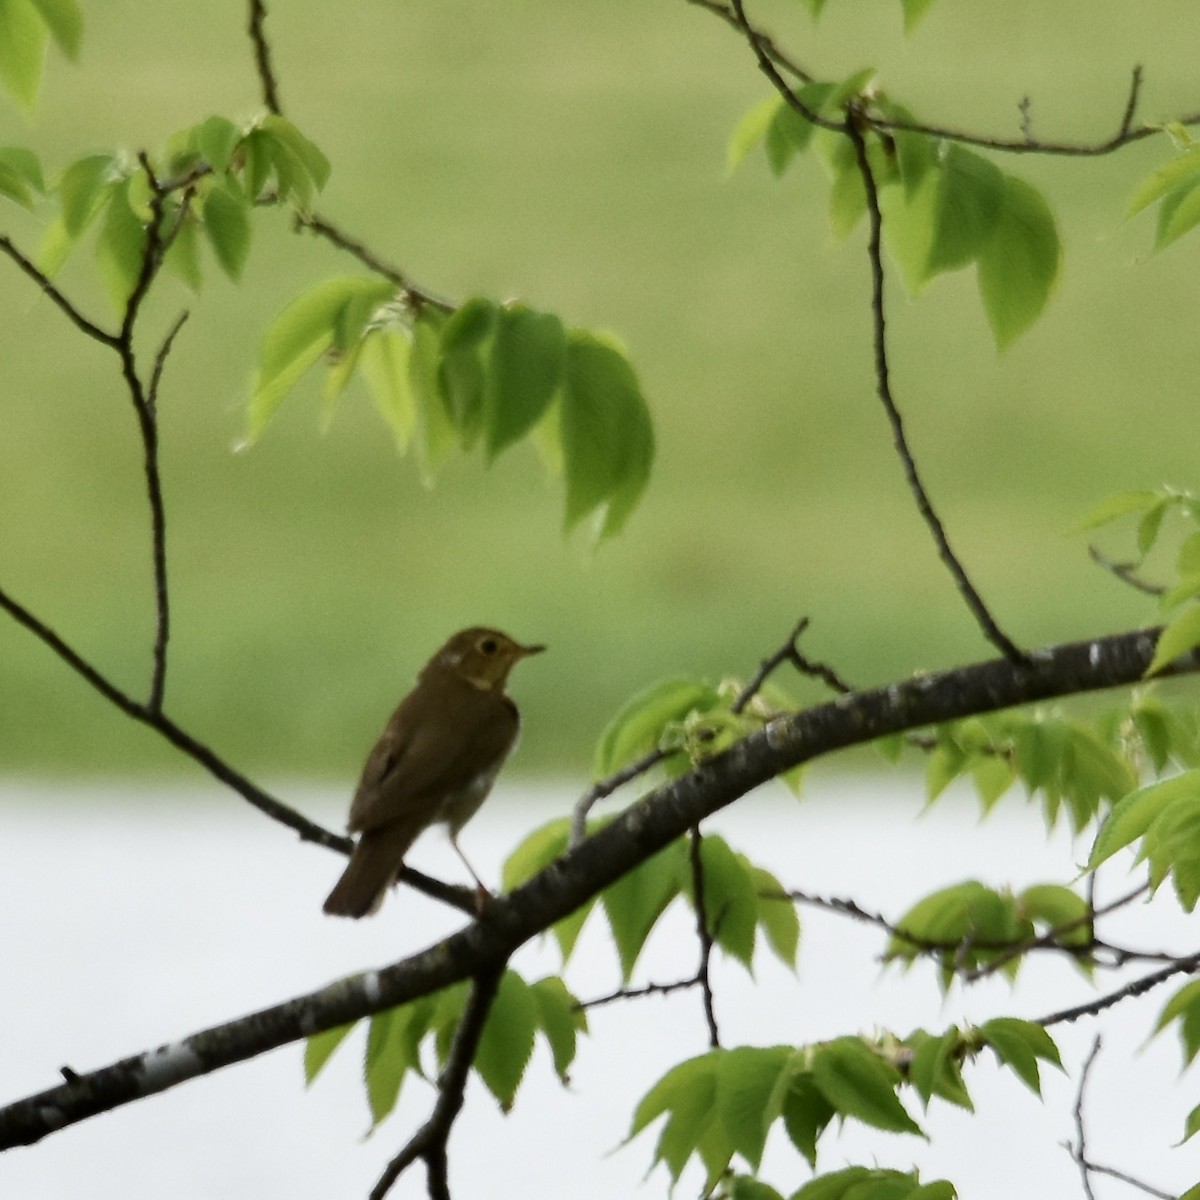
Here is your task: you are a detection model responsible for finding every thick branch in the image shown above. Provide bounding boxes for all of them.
[0,625,1194,1148]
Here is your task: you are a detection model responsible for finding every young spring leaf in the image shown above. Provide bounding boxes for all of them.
[689,836,759,971]
[592,677,722,779]
[927,145,1004,274]
[1088,769,1200,869]
[1155,978,1200,1065]
[601,837,687,981]
[484,304,565,462]
[474,970,539,1111]
[202,178,252,281]
[0,145,44,209]
[303,1020,355,1085]
[28,0,81,59]
[1147,605,1200,677]
[810,1037,923,1136]
[0,0,49,109]
[977,1018,1062,1094]
[714,1045,791,1172]
[529,975,587,1083]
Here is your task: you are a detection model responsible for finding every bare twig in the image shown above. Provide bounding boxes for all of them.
[1039,950,1200,1027]
[0,235,118,347]
[295,212,454,314]
[688,828,721,1048]
[148,312,190,413]
[577,975,706,1011]
[1089,545,1165,597]
[686,0,813,83]
[248,0,283,114]
[570,746,670,847]
[843,110,1025,663]
[369,966,504,1200]
[1062,1036,1173,1200]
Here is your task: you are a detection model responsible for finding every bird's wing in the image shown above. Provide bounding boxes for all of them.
[347,687,518,833]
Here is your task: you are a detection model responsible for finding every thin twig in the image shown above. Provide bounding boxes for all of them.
[295,212,454,313]
[843,109,1025,663]
[1089,545,1165,597]
[1039,950,1200,1027]
[0,235,118,347]
[686,0,813,83]
[369,965,505,1200]
[247,0,283,114]
[576,975,706,1011]
[570,746,670,847]
[1062,1036,1174,1200]
[148,312,190,413]
[688,828,721,1048]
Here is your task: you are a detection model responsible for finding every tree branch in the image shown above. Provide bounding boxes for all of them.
[2,625,1197,1148]
[247,0,283,114]
[688,827,721,1048]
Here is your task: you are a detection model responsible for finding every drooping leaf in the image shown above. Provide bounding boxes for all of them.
[1154,978,1200,1065]
[358,327,416,449]
[749,863,800,969]
[475,970,539,1110]
[1147,606,1200,677]
[0,145,43,208]
[977,1017,1062,1095]
[927,145,1004,274]
[202,178,252,280]
[714,1045,790,1171]
[94,173,148,312]
[484,304,565,461]
[690,836,760,970]
[28,0,80,58]
[1127,146,1200,219]
[977,173,1061,348]
[191,114,243,174]
[810,1037,923,1136]
[1076,488,1163,532]
[57,152,115,237]
[529,975,586,1083]
[0,0,49,109]
[601,837,687,980]
[1088,769,1200,868]
[303,1020,355,1085]
[560,330,654,537]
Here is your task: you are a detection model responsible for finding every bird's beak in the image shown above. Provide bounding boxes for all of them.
[519,642,547,658]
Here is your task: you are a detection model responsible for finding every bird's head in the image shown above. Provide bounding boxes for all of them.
[430,626,546,691]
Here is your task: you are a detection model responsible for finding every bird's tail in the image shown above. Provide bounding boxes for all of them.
[323,822,423,918]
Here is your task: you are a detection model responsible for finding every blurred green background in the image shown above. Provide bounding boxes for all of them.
[0,0,1196,779]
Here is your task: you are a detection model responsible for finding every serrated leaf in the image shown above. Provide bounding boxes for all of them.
[928,145,1004,274]
[729,1177,785,1200]
[1089,769,1200,868]
[530,975,586,1082]
[793,1167,877,1200]
[364,998,433,1127]
[475,970,539,1110]
[1017,884,1090,947]
[691,837,759,970]
[774,1066,835,1166]
[602,838,687,980]
[202,179,251,280]
[484,304,565,461]
[978,1017,1061,1095]
[0,0,48,109]
[715,1045,790,1171]
[1183,1100,1200,1144]
[502,817,571,891]
[810,1038,922,1136]
[978,173,1060,349]
[750,864,800,968]
[358,327,415,449]
[304,1020,355,1085]
[908,1028,972,1110]
[409,310,458,481]
[163,211,202,289]
[437,296,497,447]
[1142,794,1200,908]
[630,1051,716,1137]
[1147,606,1200,676]
[560,330,654,537]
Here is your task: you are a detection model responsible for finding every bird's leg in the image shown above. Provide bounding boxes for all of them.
[450,832,492,913]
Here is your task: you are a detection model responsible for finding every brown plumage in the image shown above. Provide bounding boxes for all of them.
[323,627,544,918]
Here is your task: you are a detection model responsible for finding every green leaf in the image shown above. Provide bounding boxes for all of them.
[691,836,759,970]
[715,1046,790,1171]
[1154,178,1200,250]
[358,327,416,449]
[529,975,586,1082]
[750,863,800,968]
[1127,146,1200,218]
[244,275,395,444]
[1147,605,1200,676]
[163,210,202,289]
[28,0,80,58]
[437,296,498,447]
[560,330,654,537]
[0,0,48,109]
[1017,884,1090,947]
[927,145,1004,274]
[772,1064,835,1166]
[475,970,539,1110]
[602,837,687,980]
[1154,978,1200,1064]
[484,304,565,461]
[810,1038,923,1136]
[977,173,1060,348]
[1141,794,1200,908]
[727,94,780,175]
[409,309,458,481]
[1182,1100,1200,1144]
[593,677,721,778]
[908,1027,972,1110]
[364,999,433,1126]
[978,1018,1061,1095]
[58,152,115,237]
[1076,488,1163,532]
[901,0,937,33]
[304,1020,355,1085]
[0,145,42,208]
[94,174,147,313]
[1089,769,1200,868]
[729,1177,785,1200]
[192,114,243,174]
[202,179,252,280]
[260,114,332,191]
[763,84,832,175]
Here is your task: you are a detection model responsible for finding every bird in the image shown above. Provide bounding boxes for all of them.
[323,626,545,918]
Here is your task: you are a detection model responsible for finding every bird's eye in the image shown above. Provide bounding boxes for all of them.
[479,637,498,655]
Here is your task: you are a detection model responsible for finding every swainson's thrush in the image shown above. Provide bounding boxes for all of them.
[323,627,544,918]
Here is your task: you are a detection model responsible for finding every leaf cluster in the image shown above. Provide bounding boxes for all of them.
[304,967,586,1126]
[627,1019,1058,1193]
